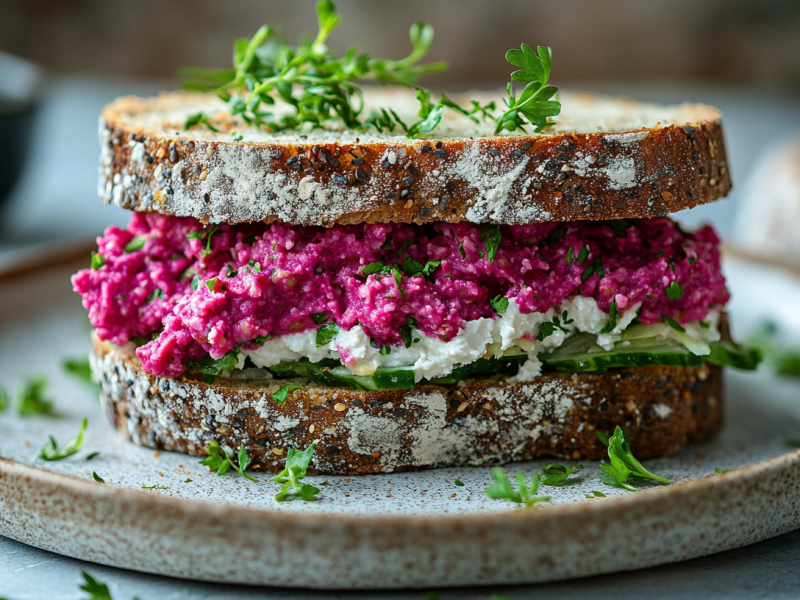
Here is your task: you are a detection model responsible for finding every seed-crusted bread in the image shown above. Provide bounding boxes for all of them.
[99,88,731,227]
[93,336,723,475]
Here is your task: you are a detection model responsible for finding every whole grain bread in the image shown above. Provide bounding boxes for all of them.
[93,337,723,476]
[99,88,731,227]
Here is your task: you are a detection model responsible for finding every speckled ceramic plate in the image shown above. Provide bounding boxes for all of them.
[0,253,799,589]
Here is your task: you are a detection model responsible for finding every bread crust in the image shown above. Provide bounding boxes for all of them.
[98,90,731,227]
[93,337,723,475]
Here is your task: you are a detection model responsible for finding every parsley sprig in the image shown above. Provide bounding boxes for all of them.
[485,467,551,507]
[181,1,559,136]
[200,440,257,482]
[272,444,320,502]
[597,426,669,491]
[18,376,54,416]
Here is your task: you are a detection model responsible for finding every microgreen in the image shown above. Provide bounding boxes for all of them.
[86,452,100,461]
[271,384,303,406]
[597,426,669,491]
[485,467,551,507]
[489,295,509,314]
[316,322,340,347]
[200,440,257,482]
[18,376,54,416]
[541,463,581,486]
[39,418,88,461]
[400,315,416,348]
[187,224,220,257]
[187,347,239,380]
[272,444,320,502]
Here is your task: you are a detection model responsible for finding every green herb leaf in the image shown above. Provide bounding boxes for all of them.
[392,265,406,297]
[184,111,219,132]
[566,245,574,264]
[39,418,88,461]
[141,483,169,490]
[79,572,115,600]
[543,226,567,246]
[362,261,387,275]
[541,463,580,486]
[90,252,105,270]
[489,295,509,314]
[577,245,590,264]
[271,384,303,406]
[482,226,501,263]
[666,281,684,300]
[454,479,465,486]
[316,322,340,347]
[485,467,551,507]
[146,288,165,302]
[661,315,686,333]
[714,467,728,474]
[597,426,669,491]
[310,312,328,325]
[124,236,147,253]
[0,387,7,413]
[495,44,560,134]
[200,440,257,482]
[18,376,54,416]
[599,299,618,334]
[585,490,607,498]
[272,444,320,502]
[187,348,240,378]
[86,451,100,461]
[92,471,105,483]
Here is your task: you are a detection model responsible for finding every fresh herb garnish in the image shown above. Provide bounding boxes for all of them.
[598,299,618,334]
[400,315,416,348]
[666,281,684,301]
[543,226,567,246]
[271,384,303,406]
[205,277,218,292]
[225,263,238,278]
[62,357,99,389]
[39,418,88,461]
[535,311,572,341]
[454,479,465,487]
[746,321,800,378]
[187,224,220,257]
[310,311,328,325]
[566,245,574,264]
[90,252,105,270]
[481,226,501,263]
[714,467,728,474]
[576,245,590,264]
[541,463,580,486]
[585,490,607,498]
[141,483,169,490]
[79,572,124,600]
[184,111,219,132]
[272,444,320,502]
[392,264,406,297]
[146,288,165,302]
[489,295,509,314]
[362,261,386,275]
[124,236,147,253]
[485,467,551,506]
[92,471,105,483]
[200,440,257,482]
[494,44,561,134]
[18,376,54,416]
[316,322,340,347]
[662,315,686,333]
[86,451,100,461]
[0,387,7,413]
[597,426,669,491]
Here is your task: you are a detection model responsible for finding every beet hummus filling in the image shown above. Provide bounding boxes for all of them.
[73,213,730,383]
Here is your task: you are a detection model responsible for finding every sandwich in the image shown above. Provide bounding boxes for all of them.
[73,2,760,476]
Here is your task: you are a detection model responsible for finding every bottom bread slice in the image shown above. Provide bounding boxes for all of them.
[93,337,723,475]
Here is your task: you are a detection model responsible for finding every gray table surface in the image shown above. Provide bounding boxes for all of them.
[1,78,800,598]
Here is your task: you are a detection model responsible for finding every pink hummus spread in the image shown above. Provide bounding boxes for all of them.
[72,213,729,378]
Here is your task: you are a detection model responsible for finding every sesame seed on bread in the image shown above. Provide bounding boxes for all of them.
[99,88,731,227]
[93,336,723,476]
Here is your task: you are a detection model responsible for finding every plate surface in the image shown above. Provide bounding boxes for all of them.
[0,255,799,589]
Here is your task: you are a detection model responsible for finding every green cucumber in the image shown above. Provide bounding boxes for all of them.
[269,358,415,391]
[707,340,762,371]
[427,354,527,384]
[541,333,703,373]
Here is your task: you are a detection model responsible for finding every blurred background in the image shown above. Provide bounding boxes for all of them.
[1,0,800,265]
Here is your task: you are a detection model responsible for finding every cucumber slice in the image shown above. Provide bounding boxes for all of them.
[707,340,762,370]
[427,354,528,385]
[541,333,703,373]
[269,359,415,391]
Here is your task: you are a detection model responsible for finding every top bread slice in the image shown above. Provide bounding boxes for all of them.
[99,88,731,227]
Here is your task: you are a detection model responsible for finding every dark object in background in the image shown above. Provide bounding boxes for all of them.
[0,99,36,207]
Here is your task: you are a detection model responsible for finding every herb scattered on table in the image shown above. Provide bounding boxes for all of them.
[18,376,54,416]
[141,484,169,490]
[540,463,581,486]
[597,426,669,491]
[585,490,607,499]
[746,321,800,378]
[92,471,105,483]
[454,479,465,487]
[62,356,100,390]
[0,386,7,412]
[39,418,88,461]
[714,467,728,474]
[272,444,320,502]
[271,384,303,406]
[485,467,551,506]
[86,452,101,461]
[200,440,257,482]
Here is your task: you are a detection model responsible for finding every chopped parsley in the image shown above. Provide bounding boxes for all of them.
[310,312,328,325]
[90,252,105,270]
[489,295,509,314]
[187,224,220,257]
[585,490,607,498]
[542,226,567,246]
[454,479,465,487]
[92,471,105,483]
[481,226,501,263]
[665,281,684,300]
[18,376,54,416]
[714,467,728,474]
[187,347,240,380]
[485,468,551,506]
[598,299,618,334]
[661,315,686,333]
[316,322,340,347]
[141,483,169,490]
[576,245,590,264]
[271,384,303,406]
[535,311,572,341]
[200,440,257,482]
[566,245,574,264]
[392,264,406,297]
[39,418,88,461]
[146,288,165,302]
[86,452,100,461]
[272,444,320,502]
[458,240,466,259]
[597,426,669,491]
[362,261,386,275]
[581,257,604,282]
[184,111,219,132]
[123,235,147,253]
[79,572,117,600]
[62,357,99,390]
[541,463,580,486]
